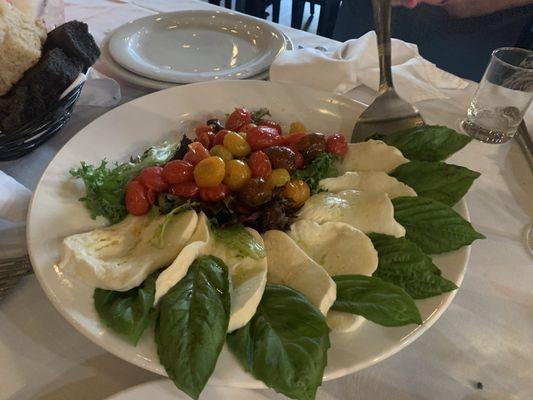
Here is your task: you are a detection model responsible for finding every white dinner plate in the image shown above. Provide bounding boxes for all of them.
[98,33,293,91]
[105,380,283,400]
[27,80,471,389]
[109,10,286,84]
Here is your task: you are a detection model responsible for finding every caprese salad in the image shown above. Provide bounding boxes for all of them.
[61,107,484,400]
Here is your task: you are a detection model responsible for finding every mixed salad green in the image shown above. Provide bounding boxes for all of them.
[69,112,484,400]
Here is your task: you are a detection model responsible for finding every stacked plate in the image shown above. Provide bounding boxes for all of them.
[99,10,291,90]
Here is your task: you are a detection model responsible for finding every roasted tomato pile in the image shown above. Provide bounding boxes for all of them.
[124,107,347,229]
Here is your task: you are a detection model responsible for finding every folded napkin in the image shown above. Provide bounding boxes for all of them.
[269,31,468,103]
[0,170,31,223]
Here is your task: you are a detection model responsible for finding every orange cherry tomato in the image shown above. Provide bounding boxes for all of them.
[162,160,194,184]
[137,166,168,192]
[125,181,151,215]
[196,130,215,149]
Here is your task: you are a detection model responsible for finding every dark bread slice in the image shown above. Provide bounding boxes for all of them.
[44,21,100,71]
[0,48,82,132]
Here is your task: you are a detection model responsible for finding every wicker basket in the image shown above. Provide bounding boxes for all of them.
[0,81,85,161]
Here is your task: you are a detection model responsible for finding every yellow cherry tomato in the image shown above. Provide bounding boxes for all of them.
[224,159,252,191]
[283,179,310,207]
[289,121,307,134]
[209,145,233,162]
[223,131,251,157]
[267,168,290,188]
[193,156,225,187]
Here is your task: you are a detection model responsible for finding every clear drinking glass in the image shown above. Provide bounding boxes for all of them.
[462,47,533,144]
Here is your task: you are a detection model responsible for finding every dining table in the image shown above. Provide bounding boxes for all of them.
[1,0,532,399]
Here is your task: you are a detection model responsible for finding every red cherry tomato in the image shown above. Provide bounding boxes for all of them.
[137,166,168,192]
[162,160,194,184]
[213,129,230,146]
[246,126,281,151]
[281,132,307,148]
[293,149,304,169]
[240,123,257,134]
[125,181,151,215]
[146,188,157,206]
[248,150,272,179]
[169,181,200,198]
[199,183,230,202]
[225,108,252,132]
[196,130,215,149]
[183,142,210,165]
[195,124,211,136]
[326,134,348,156]
[259,119,282,135]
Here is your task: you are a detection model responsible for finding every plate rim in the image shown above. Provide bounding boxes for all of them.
[26,80,471,388]
[108,10,287,84]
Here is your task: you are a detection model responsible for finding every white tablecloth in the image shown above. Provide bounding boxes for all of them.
[1,1,532,399]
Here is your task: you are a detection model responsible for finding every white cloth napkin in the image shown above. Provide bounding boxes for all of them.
[270,31,469,103]
[0,170,31,223]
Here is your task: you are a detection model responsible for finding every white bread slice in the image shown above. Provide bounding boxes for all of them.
[0,1,47,96]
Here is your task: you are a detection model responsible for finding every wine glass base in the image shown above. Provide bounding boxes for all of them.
[461,120,514,144]
[526,224,533,258]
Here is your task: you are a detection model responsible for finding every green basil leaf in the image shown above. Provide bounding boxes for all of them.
[293,152,339,194]
[227,284,330,400]
[94,270,160,345]
[212,224,265,260]
[331,275,422,327]
[391,161,480,206]
[369,233,458,299]
[393,196,485,254]
[155,255,231,400]
[372,125,471,161]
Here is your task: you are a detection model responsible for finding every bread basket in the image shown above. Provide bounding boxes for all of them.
[0,73,86,161]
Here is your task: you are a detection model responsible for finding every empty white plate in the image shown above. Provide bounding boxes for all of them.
[109,10,287,84]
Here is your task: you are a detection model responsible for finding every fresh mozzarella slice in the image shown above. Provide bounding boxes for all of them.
[288,220,378,277]
[320,171,416,199]
[339,140,408,173]
[327,311,364,333]
[262,230,336,316]
[297,190,405,238]
[59,210,198,291]
[155,213,267,333]
[289,220,377,333]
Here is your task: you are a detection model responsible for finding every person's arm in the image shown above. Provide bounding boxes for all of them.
[393,0,533,17]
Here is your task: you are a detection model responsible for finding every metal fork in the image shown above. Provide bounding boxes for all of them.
[351,0,425,142]
[0,255,32,298]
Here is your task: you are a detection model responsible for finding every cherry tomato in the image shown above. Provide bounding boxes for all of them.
[162,160,194,184]
[223,131,251,157]
[248,150,272,179]
[283,179,310,208]
[281,132,307,148]
[267,168,290,188]
[295,133,326,162]
[224,159,252,190]
[195,124,211,136]
[183,142,210,165]
[264,146,297,172]
[246,126,281,151]
[293,149,304,169]
[209,144,233,162]
[193,156,226,187]
[137,166,168,192]
[199,183,230,202]
[146,188,157,205]
[169,181,200,198]
[213,129,231,146]
[325,134,348,156]
[289,121,307,134]
[125,181,151,215]
[240,123,257,134]
[258,119,282,135]
[196,130,215,149]
[238,177,273,208]
[225,107,252,132]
